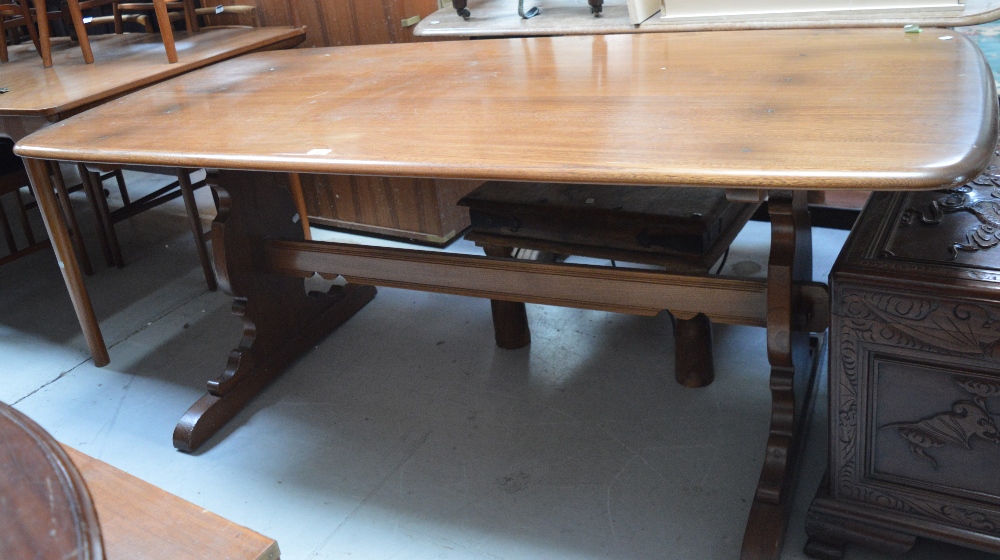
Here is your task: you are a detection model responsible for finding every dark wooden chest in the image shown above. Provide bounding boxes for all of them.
[458,181,759,271]
[806,173,1000,558]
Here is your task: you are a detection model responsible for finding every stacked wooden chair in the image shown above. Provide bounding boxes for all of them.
[29,0,199,66]
[0,0,38,62]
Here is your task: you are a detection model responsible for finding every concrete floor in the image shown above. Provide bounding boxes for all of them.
[0,171,993,559]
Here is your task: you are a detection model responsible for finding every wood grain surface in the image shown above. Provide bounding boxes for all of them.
[63,446,280,560]
[15,28,996,191]
[205,0,441,48]
[0,402,103,560]
[0,26,305,120]
[414,0,1000,38]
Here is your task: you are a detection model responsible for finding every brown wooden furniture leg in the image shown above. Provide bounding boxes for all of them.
[151,0,177,63]
[481,244,531,350]
[32,0,50,67]
[740,190,814,560]
[77,165,115,268]
[24,158,109,366]
[79,164,124,268]
[287,172,311,240]
[181,0,197,32]
[0,23,7,63]
[177,169,216,291]
[173,170,376,452]
[64,0,94,63]
[673,312,714,388]
[49,161,93,276]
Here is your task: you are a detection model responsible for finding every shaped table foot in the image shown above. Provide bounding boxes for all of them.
[173,170,376,452]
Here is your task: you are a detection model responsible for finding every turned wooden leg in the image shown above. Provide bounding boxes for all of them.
[181,0,199,33]
[32,0,51,67]
[453,0,470,19]
[18,0,41,54]
[77,165,115,268]
[673,312,714,388]
[740,190,815,560]
[286,172,312,240]
[64,0,94,64]
[78,164,124,268]
[151,0,178,63]
[49,162,93,276]
[173,170,376,452]
[177,169,217,291]
[0,15,8,63]
[112,3,124,34]
[482,244,531,350]
[25,158,109,366]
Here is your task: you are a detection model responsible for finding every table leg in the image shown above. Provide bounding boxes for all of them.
[24,158,109,367]
[172,170,376,452]
[49,163,93,276]
[453,0,470,19]
[176,169,217,291]
[740,190,814,560]
[482,244,531,350]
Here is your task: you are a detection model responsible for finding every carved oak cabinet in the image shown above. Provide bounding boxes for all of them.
[805,173,1000,557]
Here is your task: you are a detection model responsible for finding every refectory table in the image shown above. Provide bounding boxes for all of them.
[14,28,998,560]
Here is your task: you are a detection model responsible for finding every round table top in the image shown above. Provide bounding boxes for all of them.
[0,401,103,560]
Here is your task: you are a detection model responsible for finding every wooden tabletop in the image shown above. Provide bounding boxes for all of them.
[0,403,102,560]
[63,446,279,560]
[0,26,305,121]
[414,0,1000,38]
[15,28,998,191]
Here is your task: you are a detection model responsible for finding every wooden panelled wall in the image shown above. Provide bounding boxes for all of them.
[214,0,441,47]
[213,0,478,244]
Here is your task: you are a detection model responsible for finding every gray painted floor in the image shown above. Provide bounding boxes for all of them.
[0,171,991,559]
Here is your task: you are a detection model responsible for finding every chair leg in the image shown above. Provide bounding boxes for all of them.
[79,164,123,268]
[151,0,177,63]
[0,198,17,255]
[673,312,715,388]
[32,0,51,67]
[177,170,216,291]
[18,0,40,52]
[14,186,36,246]
[50,163,93,276]
[287,173,311,240]
[0,23,8,63]
[111,168,129,205]
[78,166,115,267]
[482,244,532,350]
[112,2,123,33]
[64,0,94,64]
[181,0,198,32]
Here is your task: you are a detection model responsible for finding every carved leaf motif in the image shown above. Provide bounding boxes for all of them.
[956,376,1000,400]
[840,292,1000,357]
